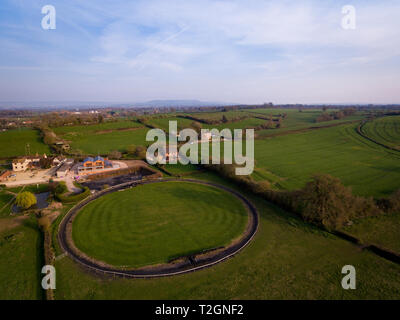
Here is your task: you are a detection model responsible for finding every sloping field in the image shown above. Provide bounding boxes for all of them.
[53,120,149,154]
[253,123,400,197]
[0,128,51,158]
[149,115,268,131]
[0,192,14,217]
[361,116,400,150]
[203,117,266,130]
[344,213,400,253]
[53,120,143,136]
[186,110,252,122]
[54,173,400,300]
[250,108,366,138]
[0,217,43,299]
[147,117,195,132]
[69,128,150,154]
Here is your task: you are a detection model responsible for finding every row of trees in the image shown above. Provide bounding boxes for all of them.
[315,108,356,123]
[38,113,108,128]
[107,145,147,160]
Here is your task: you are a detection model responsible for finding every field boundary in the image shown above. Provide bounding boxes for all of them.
[58,178,259,278]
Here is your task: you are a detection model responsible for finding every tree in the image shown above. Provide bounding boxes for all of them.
[39,157,53,169]
[299,174,355,230]
[16,191,37,210]
[109,150,122,159]
[134,145,146,159]
[191,122,202,135]
[127,144,136,155]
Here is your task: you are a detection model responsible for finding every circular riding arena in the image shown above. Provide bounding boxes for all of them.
[58,179,259,278]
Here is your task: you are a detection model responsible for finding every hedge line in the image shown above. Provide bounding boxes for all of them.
[55,187,91,203]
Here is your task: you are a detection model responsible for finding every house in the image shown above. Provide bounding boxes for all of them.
[52,156,65,166]
[12,158,30,172]
[77,156,112,173]
[12,154,51,172]
[0,170,12,182]
[56,163,72,178]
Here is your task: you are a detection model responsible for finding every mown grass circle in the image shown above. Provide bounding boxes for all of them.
[71,181,249,269]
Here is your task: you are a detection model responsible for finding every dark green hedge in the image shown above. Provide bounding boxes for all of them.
[55,186,91,203]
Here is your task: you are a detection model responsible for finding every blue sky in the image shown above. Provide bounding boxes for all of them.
[0,0,400,104]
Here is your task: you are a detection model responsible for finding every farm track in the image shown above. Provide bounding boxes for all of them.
[58,178,259,278]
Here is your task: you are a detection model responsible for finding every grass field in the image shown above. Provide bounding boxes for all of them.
[186,110,253,122]
[55,125,150,154]
[72,181,248,268]
[53,120,149,154]
[147,117,195,132]
[54,172,400,300]
[344,213,400,253]
[0,192,14,217]
[253,123,400,197]
[53,120,143,136]
[0,128,51,158]
[362,116,400,149]
[163,163,200,175]
[0,217,43,300]
[203,117,267,131]
[251,108,366,138]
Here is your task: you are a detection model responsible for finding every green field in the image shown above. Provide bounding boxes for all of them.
[72,181,248,268]
[250,108,366,138]
[0,128,51,158]
[163,163,200,175]
[0,217,43,300]
[204,117,267,131]
[253,123,400,197]
[147,117,195,132]
[344,213,400,252]
[0,192,14,217]
[362,116,400,149]
[187,110,253,121]
[53,120,143,136]
[53,120,149,154]
[54,172,400,300]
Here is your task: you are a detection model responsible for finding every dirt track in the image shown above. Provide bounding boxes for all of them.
[58,178,259,278]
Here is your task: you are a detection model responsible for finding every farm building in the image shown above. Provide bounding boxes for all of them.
[0,170,12,182]
[12,155,42,171]
[77,156,112,173]
[56,163,72,178]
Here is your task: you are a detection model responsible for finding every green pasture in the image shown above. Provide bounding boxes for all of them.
[54,172,400,300]
[0,217,43,299]
[253,123,400,197]
[362,116,400,149]
[344,212,400,253]
[0,128,51,158]
[72,181,248,268]
[53,120,143,136]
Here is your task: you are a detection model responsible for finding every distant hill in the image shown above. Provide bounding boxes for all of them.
[0,99,235,109]
[133,100,234,107]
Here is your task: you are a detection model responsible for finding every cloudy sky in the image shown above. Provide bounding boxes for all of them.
[0,0,400,104]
